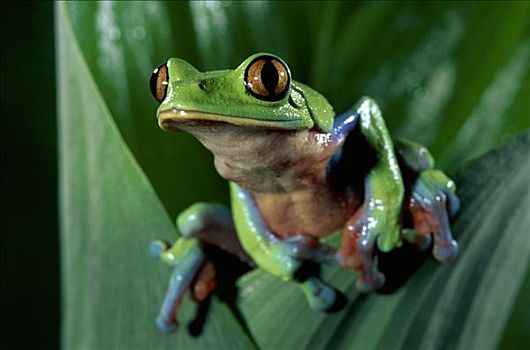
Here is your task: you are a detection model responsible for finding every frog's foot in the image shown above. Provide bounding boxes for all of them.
[299,276,337,311]
[338,213,385,293]
[410,169,460,261]
[280,236,341,311]
[150,202,252,333]
[355,245,386,293]
[150,238,205,333]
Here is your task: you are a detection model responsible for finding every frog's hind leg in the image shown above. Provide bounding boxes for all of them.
[150,203,251,332]
[409,169,460,261]
[176,203,252,263]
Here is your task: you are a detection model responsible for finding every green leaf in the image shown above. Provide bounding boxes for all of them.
[58,1,530,349]
[237,132,530,349]
[57,3,254,349]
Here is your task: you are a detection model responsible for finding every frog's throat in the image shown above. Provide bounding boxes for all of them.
[158,108,304,131]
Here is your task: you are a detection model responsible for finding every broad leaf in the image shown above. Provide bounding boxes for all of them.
[57,3,254,349]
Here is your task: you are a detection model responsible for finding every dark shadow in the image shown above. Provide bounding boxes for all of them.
[377,243,431,294]
[188,295,211,337]
[294,260,322,282]
[325,289,348,313]
[186,244,252,337]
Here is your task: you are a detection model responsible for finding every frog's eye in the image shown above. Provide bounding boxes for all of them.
[244,55,290,102]
[150,62,169,103]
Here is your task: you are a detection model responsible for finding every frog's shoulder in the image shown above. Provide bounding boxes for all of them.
[292,81,335,133]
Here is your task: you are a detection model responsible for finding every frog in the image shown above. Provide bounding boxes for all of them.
[148,53,460,333]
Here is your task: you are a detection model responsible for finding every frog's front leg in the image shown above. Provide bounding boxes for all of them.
[409,169,460,261]
[395,139,461,260]
[335,97,404,292]
[230,182,338,310]
[150,203,249,332]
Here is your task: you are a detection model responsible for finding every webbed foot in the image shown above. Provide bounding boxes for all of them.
[355,269,386,293]
[150,237,205,332]
[410,169,460,261]
[338,212,388,293]
[151,202,252,333]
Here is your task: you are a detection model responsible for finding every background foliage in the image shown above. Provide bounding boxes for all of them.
[1,1,529,349]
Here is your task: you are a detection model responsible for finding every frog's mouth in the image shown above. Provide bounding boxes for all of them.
[158,108,303,131]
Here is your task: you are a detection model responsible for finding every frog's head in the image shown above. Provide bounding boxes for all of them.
[149,53,334,134]
[149,54,336,190]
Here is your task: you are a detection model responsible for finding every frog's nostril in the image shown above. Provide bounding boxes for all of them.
[198,83,206,90]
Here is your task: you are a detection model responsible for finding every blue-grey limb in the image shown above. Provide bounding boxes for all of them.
[411,169,460,261]
[150,239,204,333]
[395,138,460,260]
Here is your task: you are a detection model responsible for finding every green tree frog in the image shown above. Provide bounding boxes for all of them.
[149,53,460,333]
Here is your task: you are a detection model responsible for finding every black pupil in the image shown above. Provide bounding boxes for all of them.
[261,60,279,95]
